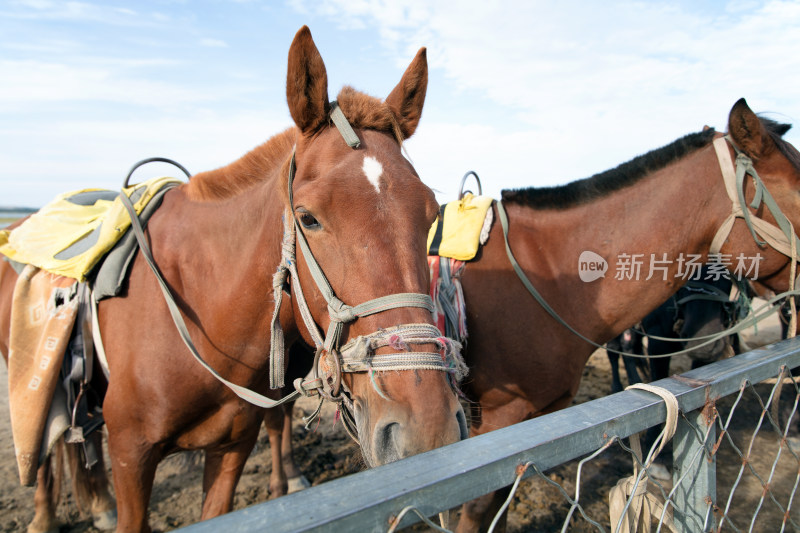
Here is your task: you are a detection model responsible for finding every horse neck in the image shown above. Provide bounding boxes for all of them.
[169,158,289,348]
[511,140,732,340]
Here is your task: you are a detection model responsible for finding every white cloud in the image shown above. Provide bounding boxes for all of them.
[3,0,799,209]
[0,59,212,109]
[3,0,138,23]
[0,111,293,207]
[200,38,228,48]
[294,0,800,197]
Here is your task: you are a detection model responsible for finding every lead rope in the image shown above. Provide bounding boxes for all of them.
[609,384,680,533]
[496,201,775,359]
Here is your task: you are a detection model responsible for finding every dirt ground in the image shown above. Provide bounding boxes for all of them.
[1,306,798,532]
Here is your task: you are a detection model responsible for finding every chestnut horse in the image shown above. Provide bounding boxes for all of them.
[454,99,800,532]
[0,26,467,532]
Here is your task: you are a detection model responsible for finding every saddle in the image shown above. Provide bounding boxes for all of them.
[426,188,494,342]
[0,176,180,281]
[1,177,180,485]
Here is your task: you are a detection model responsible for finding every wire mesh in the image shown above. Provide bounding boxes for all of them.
[476,366,800,533]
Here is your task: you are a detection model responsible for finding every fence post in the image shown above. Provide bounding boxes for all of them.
[672,403,716,532]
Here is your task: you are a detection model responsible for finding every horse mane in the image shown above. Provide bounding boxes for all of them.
[186,128,296,201]
[185,87,403,202]
[501,127,718,209]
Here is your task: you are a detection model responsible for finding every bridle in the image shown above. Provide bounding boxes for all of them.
[119,103,466,444]
[710,135,800,335]
[268,102,467,439]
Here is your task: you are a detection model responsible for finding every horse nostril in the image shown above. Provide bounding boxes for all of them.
[376,422,401,463]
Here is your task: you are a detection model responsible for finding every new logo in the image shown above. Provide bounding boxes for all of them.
[579,251,608,282]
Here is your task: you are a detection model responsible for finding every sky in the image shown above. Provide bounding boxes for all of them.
[1,0,799,208]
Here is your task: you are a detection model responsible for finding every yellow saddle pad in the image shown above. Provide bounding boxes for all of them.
[427,193,494,261]
[0,177,181,281]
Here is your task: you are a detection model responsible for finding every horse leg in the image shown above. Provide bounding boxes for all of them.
[263,407,288,499]
[622,355,643,386]
[608,351,624,393]
[455,486,512,533]
[281,400,310,493]
[28,452,60,533]
[606,335,625,393]
[66,431,116,530]
[200,433,259,520]
[281,342,313,493]
[106,429,161,533]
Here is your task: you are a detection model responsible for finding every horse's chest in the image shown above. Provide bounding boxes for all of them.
[173,399,260,450]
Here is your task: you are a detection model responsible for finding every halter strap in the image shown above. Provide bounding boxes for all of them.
[710,136,800,258]
[710,135,799,336]
[268,104,453,391]
[329,101,361,148]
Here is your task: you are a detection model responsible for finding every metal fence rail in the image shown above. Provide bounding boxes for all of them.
[180,337,800,533]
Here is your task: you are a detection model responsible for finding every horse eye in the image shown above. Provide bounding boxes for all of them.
[297,210,321,230]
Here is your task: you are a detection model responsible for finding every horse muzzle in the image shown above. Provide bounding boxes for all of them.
[356,393,467,467]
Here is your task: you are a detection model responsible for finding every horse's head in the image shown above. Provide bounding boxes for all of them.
[676,276,735,366]
[281,26,466,467]
[716,98,800,293]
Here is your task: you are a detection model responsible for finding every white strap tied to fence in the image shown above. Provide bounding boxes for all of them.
[609,384,680,533]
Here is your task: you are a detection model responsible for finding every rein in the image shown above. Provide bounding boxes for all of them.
[496,135,800,359]
[117,160,315,408]
[117,104,465,426]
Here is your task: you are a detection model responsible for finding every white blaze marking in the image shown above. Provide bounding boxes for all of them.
[362,156,383,193]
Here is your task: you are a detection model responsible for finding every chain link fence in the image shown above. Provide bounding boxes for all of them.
[180,338,800,533]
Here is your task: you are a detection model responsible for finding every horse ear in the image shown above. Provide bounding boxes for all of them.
[287,26,330,135]
[385,48,428,139]
[728,98,769,159]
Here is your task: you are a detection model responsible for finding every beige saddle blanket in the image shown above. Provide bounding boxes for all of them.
[6,264,80,485]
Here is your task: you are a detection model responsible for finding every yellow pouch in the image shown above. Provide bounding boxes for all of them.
[427,193,494,261]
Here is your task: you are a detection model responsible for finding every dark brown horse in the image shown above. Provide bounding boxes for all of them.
[0,26,467,532]
[453,99,800,531]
